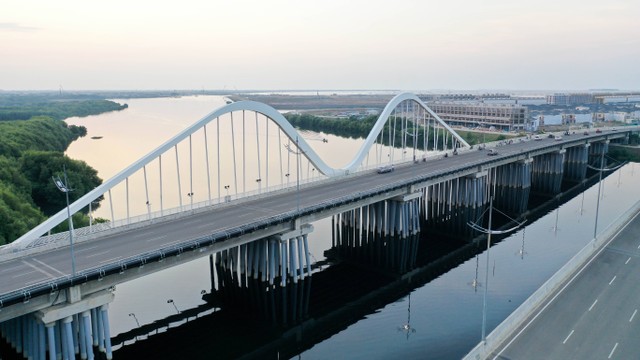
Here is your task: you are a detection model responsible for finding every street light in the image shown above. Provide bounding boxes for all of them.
[167,299,180,314]
[128,313,140,327]
[52,165,76,277]
[587,150,626,242]
[467,189,526,344]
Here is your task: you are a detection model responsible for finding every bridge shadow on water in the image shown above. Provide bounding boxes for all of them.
[110,171,609,360]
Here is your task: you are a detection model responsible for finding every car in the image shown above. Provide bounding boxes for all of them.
[583,131,589,135]
[487,149,498,156]
[377,165,394,174]
[533,135,542,141]
[554,135,562,141]
[547,133,555,139]
[596,129,602,133]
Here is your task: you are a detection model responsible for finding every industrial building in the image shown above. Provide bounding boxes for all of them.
[426,102,529,131]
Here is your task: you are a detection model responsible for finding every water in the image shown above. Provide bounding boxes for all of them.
[64,96,640,359]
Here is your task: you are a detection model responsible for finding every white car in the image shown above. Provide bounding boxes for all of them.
[554,135,563,141]
[533,135,542,141]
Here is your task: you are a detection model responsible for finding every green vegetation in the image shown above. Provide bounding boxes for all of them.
[0,99,127,122]
[0,100,119,244]
[284,113,514,148]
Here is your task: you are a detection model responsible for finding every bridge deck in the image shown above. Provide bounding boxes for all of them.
[0,129,631,309]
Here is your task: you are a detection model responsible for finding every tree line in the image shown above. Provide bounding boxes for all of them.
[283,113,509,149]
[0,100,125,245]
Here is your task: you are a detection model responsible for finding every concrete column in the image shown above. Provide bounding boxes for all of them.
[90,308,98,347]
[82,311,95,360]
[79,312,87,359]
[46,323,57,360]
[63,317,74,360]
[100,305,113,360]
[303,234,311,275]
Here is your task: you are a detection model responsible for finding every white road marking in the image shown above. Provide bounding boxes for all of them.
[589,299,598,311]
[31,258,67,277]
[86,250,111,259]
[630,309,637,322]
[492,209,640,360]
[11,270,37,278]
[637,243,640,249]
[99,256,122,264]
[625,257,631,265]
[608,342,618,359]
[562,329,574,344]
[609,275,617,285]
[75,245,99,253]
[146,234,170,242]
[20,260,55,278]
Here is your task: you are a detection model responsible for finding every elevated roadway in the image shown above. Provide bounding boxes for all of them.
[0,128,633,319]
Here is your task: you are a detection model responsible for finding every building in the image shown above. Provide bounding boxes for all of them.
[546,93,593,105]
[426,102,529,131]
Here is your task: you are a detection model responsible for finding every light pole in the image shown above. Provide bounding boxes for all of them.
[588,150,626,242]
[53,165,76,277]
[167,299,180,314]
[467,190,526,344]
[128,313,140,327]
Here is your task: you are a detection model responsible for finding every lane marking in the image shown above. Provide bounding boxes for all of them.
[630,309,637,322]
[626,257,631,265]
[609,275,617,285]
[637,243,640,249]
[31,258,67,277]
[99,256,122,264]
[608,342,618,359]
[492,209,640,360]
[20,259,55,278]
[589,299,598,312]
[146,234,170,242]
[86,250,110,259]
[75,245,98,253]
[562,329,574,344]
[12,271,37,278]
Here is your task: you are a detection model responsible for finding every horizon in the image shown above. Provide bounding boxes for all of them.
[3,1,639,91]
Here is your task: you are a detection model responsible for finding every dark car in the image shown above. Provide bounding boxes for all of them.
[487,149,498,156]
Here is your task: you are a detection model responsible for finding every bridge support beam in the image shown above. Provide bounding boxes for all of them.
[564,144,589,182]
[589,140,609,164]
[331,196,422,273]
[426,172,489,236]
[208,225,314,325]
[532,150,565,195]
[0,290,114,360]
[493,160,532,215]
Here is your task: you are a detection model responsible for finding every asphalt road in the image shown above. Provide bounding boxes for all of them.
[491,210,640,359]
[0,129,628,299]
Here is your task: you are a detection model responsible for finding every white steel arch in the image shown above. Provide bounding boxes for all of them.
[8,92,467,248]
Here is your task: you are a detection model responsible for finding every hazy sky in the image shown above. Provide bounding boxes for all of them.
[2,0,639,91]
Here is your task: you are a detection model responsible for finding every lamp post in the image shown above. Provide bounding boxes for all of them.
[588,149,626,242]
[53,165,76,277]
[467,190,526,344]
[167,299,180,314]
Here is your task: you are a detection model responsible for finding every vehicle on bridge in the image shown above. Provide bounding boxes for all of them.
[377,165,395,174]
[533,135,542,141]
[487,149,498,156]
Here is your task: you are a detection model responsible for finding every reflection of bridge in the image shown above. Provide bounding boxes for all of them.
[0,92,636,360]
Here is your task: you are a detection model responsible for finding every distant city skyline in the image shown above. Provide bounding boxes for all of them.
[2,0,639,91]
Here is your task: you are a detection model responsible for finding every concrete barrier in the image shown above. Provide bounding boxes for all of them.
[464,198,640,360]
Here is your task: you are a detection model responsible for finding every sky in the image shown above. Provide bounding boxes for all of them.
[1,0,639,91]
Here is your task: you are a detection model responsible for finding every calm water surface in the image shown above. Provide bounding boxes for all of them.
[66,96,640,359]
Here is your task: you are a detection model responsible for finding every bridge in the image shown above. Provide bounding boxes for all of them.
[0,92,636,360]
